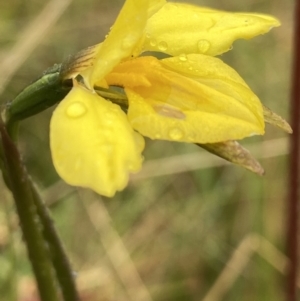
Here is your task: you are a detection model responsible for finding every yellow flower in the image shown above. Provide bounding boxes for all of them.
[50,0,290,197]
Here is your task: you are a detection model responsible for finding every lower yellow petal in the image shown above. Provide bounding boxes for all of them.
[108,56,264,142]
[127,89,263,143]
[50,84,144,197]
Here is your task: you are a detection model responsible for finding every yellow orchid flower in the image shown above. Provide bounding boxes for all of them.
[50,0,291,197]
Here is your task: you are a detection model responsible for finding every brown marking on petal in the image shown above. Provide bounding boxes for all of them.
[153,104,186,119]
[60,44,101,80]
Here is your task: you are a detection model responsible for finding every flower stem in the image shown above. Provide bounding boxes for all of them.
[287,0,300,299]
[31,186,80,301]
[2,116,80,301]
[0,118,60,301]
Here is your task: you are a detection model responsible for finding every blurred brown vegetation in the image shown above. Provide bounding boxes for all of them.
[0,0,295,300]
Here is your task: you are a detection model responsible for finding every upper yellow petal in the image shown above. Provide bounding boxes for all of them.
[81,0,165,87]
[136,2,280,56]
[50,83,144,197]
[161,54,264,125]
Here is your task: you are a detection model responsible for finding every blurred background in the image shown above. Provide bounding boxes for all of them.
[0,0,295,300]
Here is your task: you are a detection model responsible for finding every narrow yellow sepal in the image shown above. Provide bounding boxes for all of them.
[137,2,280,56]
[50,83,144,197]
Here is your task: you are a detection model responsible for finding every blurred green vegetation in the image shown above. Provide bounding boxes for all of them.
[0,0,294,300]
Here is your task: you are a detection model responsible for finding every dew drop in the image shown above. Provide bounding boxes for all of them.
[169,128,183,140]
[104,111,117,125]
[66,102,87,118]
[122,38,135,50]
[197,39,210,53]
[150,38,157,47]
[158,41,168,51]
[179,54,187,62]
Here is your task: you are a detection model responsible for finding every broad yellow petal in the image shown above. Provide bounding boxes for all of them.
[81,0,165,87]
[107,56,264,143]
[161,53,249,87]
[127,89,263,143]
[136,3,280,56]
[161,54,264,125]
[50,84,144,197]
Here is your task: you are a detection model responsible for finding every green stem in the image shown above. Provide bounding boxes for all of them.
[3,61,80,299]
[3,200,18,301]
[2,118,80,301]
[0,118,60,301]
[31,187,80,301]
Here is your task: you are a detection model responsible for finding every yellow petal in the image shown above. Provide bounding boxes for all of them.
[50,83,144,197]
[137,3,280,56]
[107,56,264,142]
[161,54,264,125]
[162,53,249,87]
[127,89,263,143]
[81,0,165,87]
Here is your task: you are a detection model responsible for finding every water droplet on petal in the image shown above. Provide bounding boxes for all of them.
[179,54,187,62]
[122,37,135,50]
[66,102,87,118]
[169,128,183,140]
[197,40,210,53]
[150,38,157,47]
[104,111,117,125]
[158,41,168,51]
